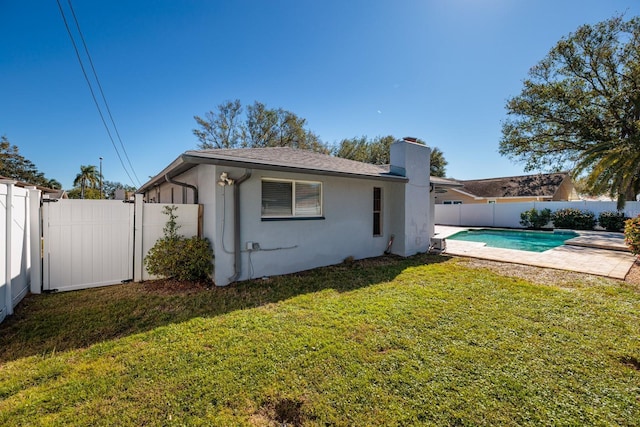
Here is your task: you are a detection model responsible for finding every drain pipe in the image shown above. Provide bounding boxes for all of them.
[228,169,252,283]
[165,174,198,204]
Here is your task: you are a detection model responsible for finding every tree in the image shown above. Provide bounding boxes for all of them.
[102,180,136,199]
[193,99,243,149]
[499,15,640,208]
[332,135,448,176]
[430,147,448,178]
[193,100,328,153]
[73,165,100,199]
[0,135,59,187]
[46,179,62,190]
[68,187,101,200]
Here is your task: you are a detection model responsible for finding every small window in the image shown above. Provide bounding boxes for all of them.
[487,200,496,204]
[262,179,322,218]
[443,200,463,205]
[373,187,382,236]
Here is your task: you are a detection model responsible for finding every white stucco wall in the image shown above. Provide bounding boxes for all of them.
[389,141,431,256]
[210,166,402,286]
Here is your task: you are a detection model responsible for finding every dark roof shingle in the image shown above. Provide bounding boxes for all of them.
[460,173,568,198]
[182,147,400,179]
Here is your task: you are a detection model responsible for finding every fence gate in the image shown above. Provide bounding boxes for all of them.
[42,199,134,292]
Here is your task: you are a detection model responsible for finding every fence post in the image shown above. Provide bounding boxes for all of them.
[133,193,144,282]
[28,187,42,294]
[2,180,16,316]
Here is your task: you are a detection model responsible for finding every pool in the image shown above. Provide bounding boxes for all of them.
[447,229,578,252]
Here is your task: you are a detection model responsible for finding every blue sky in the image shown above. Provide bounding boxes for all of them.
[2,0,640,189]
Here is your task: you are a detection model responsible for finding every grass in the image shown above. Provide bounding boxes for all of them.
[1,254,639,426]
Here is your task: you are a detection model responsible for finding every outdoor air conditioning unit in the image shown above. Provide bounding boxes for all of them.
[430,237,446,252]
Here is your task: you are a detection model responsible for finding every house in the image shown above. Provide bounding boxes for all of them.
[137,138,460,286]
[0,175,67,199]
[434,172,579,204]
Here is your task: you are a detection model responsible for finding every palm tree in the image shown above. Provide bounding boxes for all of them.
[430,147,448,178]
[73,165,100,199]
[46,178,62,190]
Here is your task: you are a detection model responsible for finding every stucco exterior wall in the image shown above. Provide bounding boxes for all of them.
[211,166,402,285]
[434,189,479,204]
[390,141,431,256]
[145,164,407,286]
[554,178,579,201]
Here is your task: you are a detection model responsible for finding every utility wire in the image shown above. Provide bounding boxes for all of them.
[56,0,138,187]
[66,0,141,186]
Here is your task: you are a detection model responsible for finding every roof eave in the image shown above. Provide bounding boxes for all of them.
[137,153,408,193]
[180,153,408,182]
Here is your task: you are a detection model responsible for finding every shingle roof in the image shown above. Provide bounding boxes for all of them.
[0,175,67,197]
[138,147,409,192]
[183,147,396,179]
[460,173,569,198]
[138,146,462,193]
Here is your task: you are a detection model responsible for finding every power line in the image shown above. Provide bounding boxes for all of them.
[66,0,141,186]
[56,0,140,187]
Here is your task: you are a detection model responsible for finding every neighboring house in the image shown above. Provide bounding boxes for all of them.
[137,138,459,286]
[0,175,67,199]
[434,172,579,204]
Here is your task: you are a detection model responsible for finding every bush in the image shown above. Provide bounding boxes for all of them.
[519,208,552,229]
[551,208,596,230]
[598,211,628,231]
[144,205,213,281]
[625,215,640,255]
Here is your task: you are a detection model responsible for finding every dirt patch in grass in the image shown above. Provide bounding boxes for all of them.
[251,396,310,427]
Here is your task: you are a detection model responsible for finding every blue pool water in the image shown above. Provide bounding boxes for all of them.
[447,229,578,252]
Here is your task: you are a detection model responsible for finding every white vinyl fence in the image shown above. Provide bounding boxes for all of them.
[435,200,640,229]
[0,181,40,323]
[2,190,200,324]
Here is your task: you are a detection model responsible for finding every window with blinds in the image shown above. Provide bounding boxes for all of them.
[262,179,322,218]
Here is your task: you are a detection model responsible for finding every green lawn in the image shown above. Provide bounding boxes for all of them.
[1,254,639,426]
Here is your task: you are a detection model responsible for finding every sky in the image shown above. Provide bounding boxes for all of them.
[2,0,640,190]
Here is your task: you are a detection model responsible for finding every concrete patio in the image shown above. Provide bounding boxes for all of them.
[434,225,636,280]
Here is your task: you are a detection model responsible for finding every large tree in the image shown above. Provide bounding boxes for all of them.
[0,135,60,187]
[73,165,100,199]
[193,99,243,149]
[499,15,640,207]
[332,135,448,177]
[193,100,328,153]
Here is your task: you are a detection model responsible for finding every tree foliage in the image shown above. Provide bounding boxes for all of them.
[332,135,448,177]
[0,135,60,188]
[73,165,100,199]
[499,15,640,208]
[193,100,327,153]
[103,180,137,199]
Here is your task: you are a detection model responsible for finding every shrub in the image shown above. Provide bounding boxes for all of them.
[624,215,640,255]
[145,205,213,281]
[551,208,596,230]
[598,211,628,231]
[519,208,552,229]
